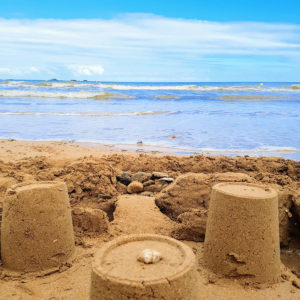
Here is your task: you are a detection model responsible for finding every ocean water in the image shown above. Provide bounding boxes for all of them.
[0,80,300,160]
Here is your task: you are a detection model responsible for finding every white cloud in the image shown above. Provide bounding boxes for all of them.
[0,14,299,80]
[0,66,40,76]
[68,65,104,76]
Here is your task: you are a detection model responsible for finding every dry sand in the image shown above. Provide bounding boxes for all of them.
[0,139,299,299]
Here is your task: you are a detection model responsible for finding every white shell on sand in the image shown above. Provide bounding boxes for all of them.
[137,249,162,264]
[159,177,174,182]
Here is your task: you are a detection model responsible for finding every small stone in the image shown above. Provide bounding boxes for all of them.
[152,172,169,179]
[132,172,152,183]
[127,181,143,194]
[117,172,132,186]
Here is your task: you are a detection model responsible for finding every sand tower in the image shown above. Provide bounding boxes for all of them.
[204,183,280,283]
[90,234,199,300]
[1,181,75,272]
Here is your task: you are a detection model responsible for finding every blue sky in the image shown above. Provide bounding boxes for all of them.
[0,1,300,81]
[1,0,300,23]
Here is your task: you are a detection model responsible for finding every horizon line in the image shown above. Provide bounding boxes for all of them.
[2,79,300,83]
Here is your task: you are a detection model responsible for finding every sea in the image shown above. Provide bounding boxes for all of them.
[0,80,300,160]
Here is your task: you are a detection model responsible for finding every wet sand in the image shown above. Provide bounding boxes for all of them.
[0,139,299,299]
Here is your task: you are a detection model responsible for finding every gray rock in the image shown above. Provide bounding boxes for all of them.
[132,172,152,183]
[117,172,132,186]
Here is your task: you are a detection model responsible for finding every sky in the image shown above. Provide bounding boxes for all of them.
[0,0,300,81]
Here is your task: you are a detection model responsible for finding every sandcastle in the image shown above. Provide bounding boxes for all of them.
[204,182,280,283]
[90,234,199,299]
[1,181,75,272]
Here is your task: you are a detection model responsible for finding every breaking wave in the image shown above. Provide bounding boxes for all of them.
[2,80,300,92]
[0,90,132,100]
[98,83,300,92]
[0,111,171,117]
[196,146,300,153]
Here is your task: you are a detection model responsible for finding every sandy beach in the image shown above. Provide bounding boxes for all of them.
[0,139,299,299]
[1,0,300,298]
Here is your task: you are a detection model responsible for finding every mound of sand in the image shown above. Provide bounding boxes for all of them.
[0,152,299,246]
[0,140,299,299]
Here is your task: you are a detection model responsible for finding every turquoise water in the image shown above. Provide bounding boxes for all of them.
[0,80,300,160]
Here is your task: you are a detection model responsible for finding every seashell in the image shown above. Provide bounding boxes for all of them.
[137,249,161,264]
[159,177,174,182]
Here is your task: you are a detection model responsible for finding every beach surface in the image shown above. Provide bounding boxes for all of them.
[0,139,299,299]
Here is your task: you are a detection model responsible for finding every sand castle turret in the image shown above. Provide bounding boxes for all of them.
[90,234,199,299]
[1,181,75,272]
[204,182,280,283]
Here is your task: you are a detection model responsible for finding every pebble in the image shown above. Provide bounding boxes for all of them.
[132,172,152,183]
[117,172,132,186]
[127,181,144,194]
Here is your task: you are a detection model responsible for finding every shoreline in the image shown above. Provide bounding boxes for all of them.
[1,139,299,162]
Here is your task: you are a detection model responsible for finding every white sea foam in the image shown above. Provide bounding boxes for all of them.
[0,111,171,117]
[35,81,96,88]
[98,83,297,92]
[196,146,300,153]
[254,146,300,153]
[2,81,299,92]
[74,143,299,155]
[1,80,94,89]
[0,90,131,99]
[199,146,300,154]
[115,144,300,154]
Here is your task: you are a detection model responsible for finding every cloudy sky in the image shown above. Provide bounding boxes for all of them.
[0,0,299,81]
